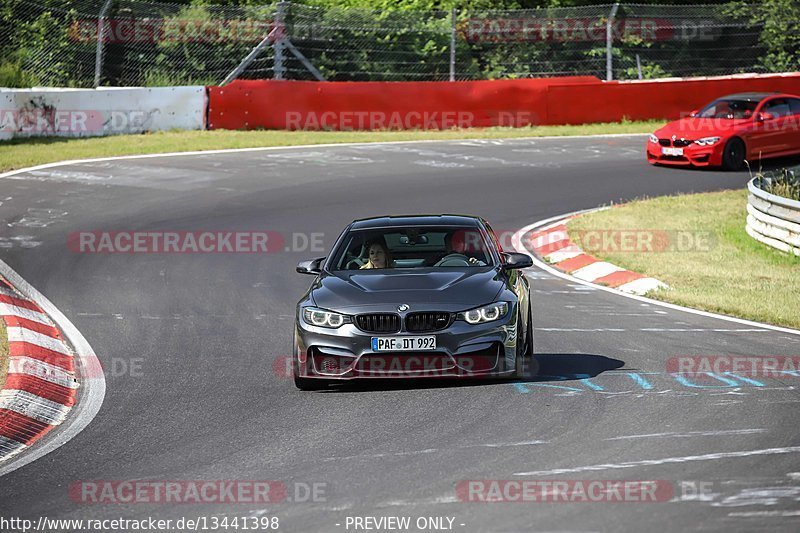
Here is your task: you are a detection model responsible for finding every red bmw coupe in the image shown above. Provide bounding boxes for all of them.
[647,92,800,170]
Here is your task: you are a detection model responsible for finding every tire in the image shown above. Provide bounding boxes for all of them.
[524,302,534,358]
[294,375,329,391]
[721,138,746,170]
[514,306,534,378]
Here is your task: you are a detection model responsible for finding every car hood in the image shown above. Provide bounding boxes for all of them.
[311,268,505,313]
[655,117,748,139]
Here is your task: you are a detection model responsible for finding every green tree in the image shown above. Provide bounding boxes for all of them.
[726,0,800,72]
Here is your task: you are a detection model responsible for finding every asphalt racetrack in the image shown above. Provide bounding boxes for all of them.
[1,135,799,532]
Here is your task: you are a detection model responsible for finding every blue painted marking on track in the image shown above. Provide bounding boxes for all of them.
[574,374,604,390]
[672,372,742,388]
[721,372,765,386]
[511,369,783,394]
[514,382,584,393]
[513,374,604,393]
[625,372,653,389]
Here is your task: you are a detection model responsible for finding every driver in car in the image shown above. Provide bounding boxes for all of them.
[435,230,486,266]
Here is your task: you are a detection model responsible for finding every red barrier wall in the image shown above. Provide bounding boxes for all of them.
[547,73,800,125]
[207,73,800,131]
[207,77,597,130]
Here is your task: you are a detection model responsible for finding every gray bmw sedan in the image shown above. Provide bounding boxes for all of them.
[293,215,533,390]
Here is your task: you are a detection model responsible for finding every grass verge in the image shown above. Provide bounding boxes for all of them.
[0,319,7,391]
[0,120,661,173]
[568,189,800,329]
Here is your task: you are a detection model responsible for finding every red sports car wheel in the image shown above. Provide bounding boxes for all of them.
[722,138,746,170]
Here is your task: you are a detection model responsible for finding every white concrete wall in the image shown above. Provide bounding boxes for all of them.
[0,86,206,141]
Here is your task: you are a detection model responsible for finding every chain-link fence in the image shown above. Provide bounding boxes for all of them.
[0,0,787,88]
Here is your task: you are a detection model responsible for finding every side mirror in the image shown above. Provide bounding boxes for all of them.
[296,257,325,275]
[689,109,699,118]
[502,252,533,270]
[757,112,775,122]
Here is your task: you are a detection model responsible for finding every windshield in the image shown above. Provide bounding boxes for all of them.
[697,99,759,119]
[329,225,495,271]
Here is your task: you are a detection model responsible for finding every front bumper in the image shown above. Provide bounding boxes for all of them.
[646,142,723,167]
[294,309,519,380]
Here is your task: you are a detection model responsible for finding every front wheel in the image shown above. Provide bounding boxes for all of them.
[721,138,746,170]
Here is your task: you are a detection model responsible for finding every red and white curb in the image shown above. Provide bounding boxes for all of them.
[525,214,668,296]
[513,210,800,337]
[0,277,79,463]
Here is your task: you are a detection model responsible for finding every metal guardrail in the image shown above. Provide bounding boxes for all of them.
[746,176,800,256]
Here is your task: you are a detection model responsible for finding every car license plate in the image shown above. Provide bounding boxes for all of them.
[371,336,436,351]
[661,147,684,156]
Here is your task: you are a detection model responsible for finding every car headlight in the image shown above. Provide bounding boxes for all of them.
[302,307,350,328]
[694,136,721,146]
[458,302,509,325]
[649,134,659,144]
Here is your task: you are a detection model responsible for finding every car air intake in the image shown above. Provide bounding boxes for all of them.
[405,312,452,332]
[673,139,692,147]
[658,139,671,147]
[355,313,401,333]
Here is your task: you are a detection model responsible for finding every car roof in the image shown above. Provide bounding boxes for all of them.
[350,214,484,230]
[718,92,779,102]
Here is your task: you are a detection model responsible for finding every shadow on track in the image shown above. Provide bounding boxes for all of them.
[521,353,625,382]
[653,154,800,174]
[309,353,624,393]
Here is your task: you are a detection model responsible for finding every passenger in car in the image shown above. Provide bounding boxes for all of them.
[360,240,392,269]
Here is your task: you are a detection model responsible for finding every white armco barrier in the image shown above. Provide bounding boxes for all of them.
[746,177,800,256]
[0,86,206,141]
